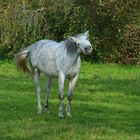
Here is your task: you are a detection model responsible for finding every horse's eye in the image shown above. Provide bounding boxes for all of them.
[77,43,80,47]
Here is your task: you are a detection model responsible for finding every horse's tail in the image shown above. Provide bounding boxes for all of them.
[14,47,32,76]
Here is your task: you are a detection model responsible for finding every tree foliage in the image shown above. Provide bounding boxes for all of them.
[0,0,139,64]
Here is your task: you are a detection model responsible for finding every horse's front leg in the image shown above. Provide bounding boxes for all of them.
[66,75,78,117]
[58,72,65,117]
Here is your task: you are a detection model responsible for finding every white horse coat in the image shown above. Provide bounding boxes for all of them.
[15,31,92,117]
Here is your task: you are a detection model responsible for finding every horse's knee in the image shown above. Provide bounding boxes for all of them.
[67,92,73,101]
[67,94,72,101]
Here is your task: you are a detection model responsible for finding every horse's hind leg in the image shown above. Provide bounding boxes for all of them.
[66,75,78,117]
[32,68,42,114]
[45,77,51,112]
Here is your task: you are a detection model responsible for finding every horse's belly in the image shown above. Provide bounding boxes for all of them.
[38,61,58,76]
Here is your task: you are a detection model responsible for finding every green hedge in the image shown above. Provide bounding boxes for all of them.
[0,0,140,64]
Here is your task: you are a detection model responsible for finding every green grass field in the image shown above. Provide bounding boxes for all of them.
[0,60,140,140]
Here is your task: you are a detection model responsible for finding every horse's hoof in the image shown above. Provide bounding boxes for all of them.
[58,112,64,118]
[66,112,72,117]
[46,109,50,114]
[38,108,42,114]
[38,111,42,114]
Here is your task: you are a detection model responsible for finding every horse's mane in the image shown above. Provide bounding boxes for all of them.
[65,38,77,55]
[65,33,83,55]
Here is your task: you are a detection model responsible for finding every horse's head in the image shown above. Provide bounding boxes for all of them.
[69,31,92,54]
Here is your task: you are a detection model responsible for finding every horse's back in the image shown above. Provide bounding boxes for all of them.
[30,39,58,49]
[29,39,59,56]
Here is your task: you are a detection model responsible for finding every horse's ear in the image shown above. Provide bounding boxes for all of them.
[84,31,89,37]
[69,36,78,43]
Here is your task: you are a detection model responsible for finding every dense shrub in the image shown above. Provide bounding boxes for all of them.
[0,0,139,64]
[0,1,46,58]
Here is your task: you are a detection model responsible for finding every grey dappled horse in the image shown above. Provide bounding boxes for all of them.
[15,31,92,117]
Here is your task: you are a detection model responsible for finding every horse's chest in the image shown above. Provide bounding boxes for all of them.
[66,62,81,77]
[66,67,78,77]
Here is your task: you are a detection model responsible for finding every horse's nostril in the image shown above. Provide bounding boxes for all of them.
[85,46,91,51]
[85,47,88,51]
[88,45,91,49]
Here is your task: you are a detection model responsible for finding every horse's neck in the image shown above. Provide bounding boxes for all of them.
[64,49,80,67]
[70,52,80,65]
[58,41,80,66]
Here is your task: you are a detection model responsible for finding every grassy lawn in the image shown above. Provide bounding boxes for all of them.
[0,60,140,140]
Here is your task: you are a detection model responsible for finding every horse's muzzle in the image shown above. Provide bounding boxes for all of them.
[84,45,92,54]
